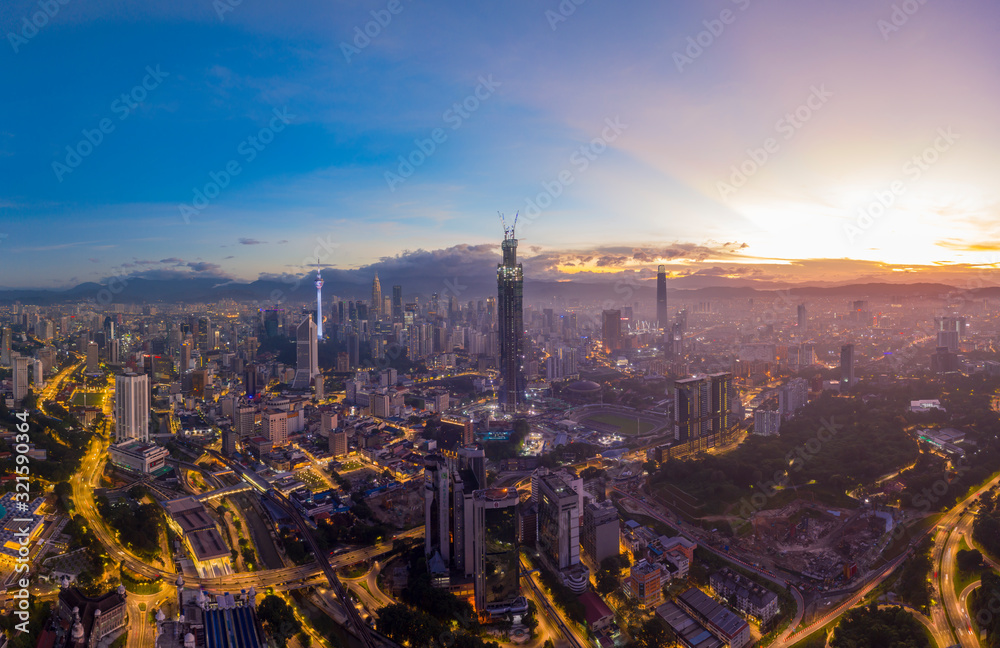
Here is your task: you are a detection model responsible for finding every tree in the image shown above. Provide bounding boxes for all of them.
[522,600,539,636]
[257,595,301,648]
[957,548,984,573]
[831,604,929,648]
[627,616,674,648]
[596,569,619,595]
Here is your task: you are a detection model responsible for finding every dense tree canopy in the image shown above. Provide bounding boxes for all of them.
[831,604,929,648]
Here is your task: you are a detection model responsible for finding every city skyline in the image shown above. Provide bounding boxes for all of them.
[4,0,1000,289]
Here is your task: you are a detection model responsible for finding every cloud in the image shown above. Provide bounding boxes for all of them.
[239,238,265,245]
[188,262,223,273]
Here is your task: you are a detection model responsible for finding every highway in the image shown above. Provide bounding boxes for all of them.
[520,557,585,648]
[935,475,1000,648]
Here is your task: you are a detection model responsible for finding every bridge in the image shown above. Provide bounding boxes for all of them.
[196,483,253,502]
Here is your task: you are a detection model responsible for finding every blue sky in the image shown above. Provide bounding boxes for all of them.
[2,0,1000,289]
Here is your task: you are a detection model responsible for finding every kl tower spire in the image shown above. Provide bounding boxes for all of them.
[315,260,324,340]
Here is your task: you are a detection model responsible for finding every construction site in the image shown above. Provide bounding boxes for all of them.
[730,499,899,588]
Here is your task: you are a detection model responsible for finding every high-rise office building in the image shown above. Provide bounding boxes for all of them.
[329,429,348,457]
[115,373,149,442]
[797,304,807,330]
[263,410,288,447]
[0,327,12,366]
[292,316,318,389]
[709,372,735,435]
[181,341,192,373]
[315,264,325,340]
[656,265,668,330]
[13,356,29,403]
[674,376,712,446]
[392,285,403,323]
[840,344,855,388]
[371,273,382,322]
[424,455,451,566]
[107,338,120,365]
[473,488,526,616]
[235,404,256,439]
[424,450,488,583]
[86,341,99,373]
[582,500,620,566]
[536,473,588,593]
[33,359,44,390]
[497,226,525,412]
[602,309,622,354]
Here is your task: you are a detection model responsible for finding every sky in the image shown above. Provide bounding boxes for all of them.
[2,0,1000,290]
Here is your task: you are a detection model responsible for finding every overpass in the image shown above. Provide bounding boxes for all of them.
[197,483,253,502]
[205,449,382,648]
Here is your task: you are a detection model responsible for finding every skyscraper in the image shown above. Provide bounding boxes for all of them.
[115,373,149,442]
[0,327,11,366]
[582,500,620,566]
[656,265,668,330]
[797,304,807,330]
[674,376,711,446]
[371,272,382,322]
[473,488,525,616]
[181,341,192,373]
[392,285,403,323]
[602,310,622,354]
[424,455,451,565]
[840,344,855,388]
[709,372,735,435]
[13,356,29,403]
[86,341,99,373]
[497,222,525,412]
[536,473,588,593]
[315,264,324,340]
[292,316,319,389]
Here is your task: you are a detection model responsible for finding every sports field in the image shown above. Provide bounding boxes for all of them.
[582,412,657,436]
[71,391,105,407]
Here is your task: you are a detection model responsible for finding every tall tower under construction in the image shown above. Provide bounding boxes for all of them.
[497,214,525,412]
[315,262,324,340]
[656,264,668,331]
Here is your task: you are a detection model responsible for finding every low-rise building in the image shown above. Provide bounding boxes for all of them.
[710,568,779,623]
[626,559,665,609]
[57,585,128,647]
[656,601,724,648]
[109,439,170,474]
[677,588,752,648]
[162,496,232,578]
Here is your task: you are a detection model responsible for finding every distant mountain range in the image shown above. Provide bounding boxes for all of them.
[0,276,994,306]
